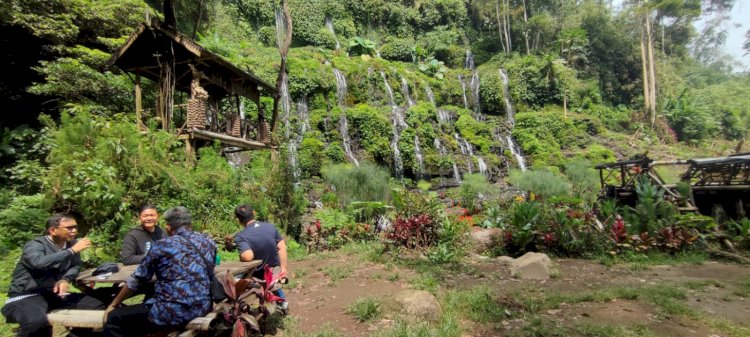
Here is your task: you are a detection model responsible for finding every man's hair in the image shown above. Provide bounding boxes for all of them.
[164,206,192,230]
[139,204,158,214]
[46,213,75,231]
[234,204,255,224]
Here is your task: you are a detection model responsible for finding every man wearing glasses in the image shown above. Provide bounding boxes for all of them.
[1,213,102,337]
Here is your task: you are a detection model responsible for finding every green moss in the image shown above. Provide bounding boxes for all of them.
[582,144,616,165]
[326,142,346,162]
[299,135,326,177]
[347,104,392,162]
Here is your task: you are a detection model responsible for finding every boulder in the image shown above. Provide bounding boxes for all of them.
[470,228,502,252]
[509,252,551,280]
[496,256,515,265]
[394,290,442,322]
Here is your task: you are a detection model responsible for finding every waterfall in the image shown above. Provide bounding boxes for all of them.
[324,16,341,50]
[465,50,475,70]
[333,68,359,166]
[506,136,527,172]
[401,77,415,107]
[437,109,451,123]
[499,68,515,123]
[274,9,288,50]
[414,135,425,179]
[297,96,310,136]
[382,71,407,178]
[452,163,462,183]
[498,68,526,171]
[278,68,300,181]
[424,83,435,106]
[434,138,447,155]
[470,71,482,118]
[477,157,487,174]
[458,74,469,109]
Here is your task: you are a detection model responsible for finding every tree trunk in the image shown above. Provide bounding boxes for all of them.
[646,9,657,127]
[639,2,652,123]
[495,1,507,53]
[523,0,530,54]
[504,0,512,53]
[270,0,293,134]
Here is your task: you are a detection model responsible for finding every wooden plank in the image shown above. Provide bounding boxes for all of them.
[188,128,274,150]
[77,260,261,284]
[47,310,104,329]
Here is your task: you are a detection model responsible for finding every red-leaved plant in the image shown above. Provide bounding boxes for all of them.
[610,215,627,244]
[214,265,286,336]
[386,214,438,248]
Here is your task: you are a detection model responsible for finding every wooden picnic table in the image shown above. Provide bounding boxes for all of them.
[76,260,262,284]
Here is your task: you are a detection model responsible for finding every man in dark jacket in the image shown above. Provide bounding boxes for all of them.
[119,205,165,265]
[1,213,102,337]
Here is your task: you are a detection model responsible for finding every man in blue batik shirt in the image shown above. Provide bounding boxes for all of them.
[103,206,216,337]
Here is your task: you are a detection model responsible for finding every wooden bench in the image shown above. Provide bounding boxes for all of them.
[47,309,104,330]
[46,309,217,336]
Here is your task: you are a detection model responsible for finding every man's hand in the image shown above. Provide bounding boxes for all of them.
[70,238,92,254]
[53,279,70,297]
[103,304,118,326]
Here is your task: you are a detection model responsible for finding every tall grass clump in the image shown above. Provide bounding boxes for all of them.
[321,163,392,205]
[564,159,599,202]
[459,173,491,213]
[507,169,571,199]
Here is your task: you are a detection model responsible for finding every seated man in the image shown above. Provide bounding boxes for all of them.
[119,204,165,265]
[103,206,216,337]
[233,204,288,308]
[1,213,103,337]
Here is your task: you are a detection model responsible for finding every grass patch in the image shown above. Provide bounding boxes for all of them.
[733,278,750,297]
[682,279,725,290]
[598,251,707,270]
[323,264,355,285]
[443,287,507,323]
[283,319,342,337]
[345,297,382,322]
[410,274,439,293]
[372,313,460,337]
[704,317,750,337]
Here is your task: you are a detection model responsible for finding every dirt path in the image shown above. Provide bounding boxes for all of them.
[283,254,750,337]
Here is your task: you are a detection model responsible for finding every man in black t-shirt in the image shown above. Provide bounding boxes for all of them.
[233,205,288,308]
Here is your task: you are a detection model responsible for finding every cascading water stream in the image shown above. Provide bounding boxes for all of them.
[424,83,435,106]
[382,71,407,178]
[333,68,359,166]
[324,17,341,50]
[498,68,526,171]
[297,96,310,136]
[499,68,515,123]
[458,74,469,109]
[414,135,425,179]
[465,50,475,70]
[506,136,527,171]
[401,77,415,107]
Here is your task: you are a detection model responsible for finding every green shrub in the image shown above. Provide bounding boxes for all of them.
[507,169,571,199]
[626,177,677,236]
[299,136,326,177]
[346,297,382,322]
[258,26,277,47]
[379,37,415,62]
[313,27,338,49]
[0,193,48,250]
[582,144,616,164]
[321,163,392,205]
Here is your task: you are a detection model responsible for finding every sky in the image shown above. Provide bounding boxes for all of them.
[723,1,749,70]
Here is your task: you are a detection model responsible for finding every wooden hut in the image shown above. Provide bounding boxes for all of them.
[107,18,276,153]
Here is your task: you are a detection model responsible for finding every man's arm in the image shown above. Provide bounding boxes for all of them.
[60,247,82,283]
[235,236,255,262]
[119,233,144,265]
[22,239,73,269]
[277,239,288,274]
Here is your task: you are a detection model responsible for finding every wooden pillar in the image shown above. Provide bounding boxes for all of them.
[135,72,145,131]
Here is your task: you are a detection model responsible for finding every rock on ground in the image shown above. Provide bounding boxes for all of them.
[393,290,442,322]
[470,228,502,252]
[509,252,551,280]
